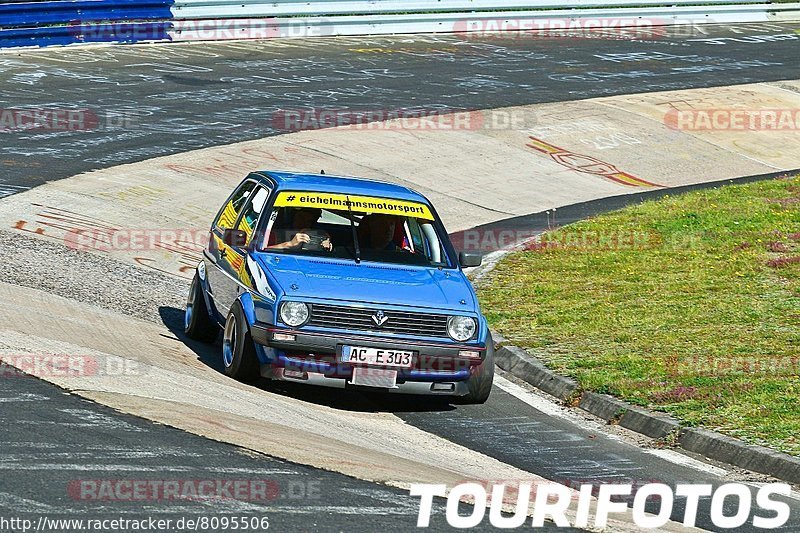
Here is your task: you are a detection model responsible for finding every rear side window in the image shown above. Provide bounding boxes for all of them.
[236,186,271,245]
[214,181,256,230]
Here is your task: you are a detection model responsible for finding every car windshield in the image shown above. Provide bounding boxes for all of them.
[259,191,451,268]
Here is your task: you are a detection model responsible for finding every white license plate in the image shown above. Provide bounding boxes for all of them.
[350,367,398,389]
[341,346,414,368]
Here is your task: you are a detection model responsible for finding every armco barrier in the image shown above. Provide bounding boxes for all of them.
[1,0,799,49]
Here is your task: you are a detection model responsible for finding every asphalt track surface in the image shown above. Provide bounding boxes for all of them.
[2,22,800,532]
[1,22,800,195]
[0,374,507,532]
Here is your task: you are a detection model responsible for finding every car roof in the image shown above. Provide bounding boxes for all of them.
[254,171,429,204]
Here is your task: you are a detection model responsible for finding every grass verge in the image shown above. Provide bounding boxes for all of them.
[478,175,800,455]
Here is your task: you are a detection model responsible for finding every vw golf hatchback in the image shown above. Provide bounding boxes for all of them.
[185,171,493,403]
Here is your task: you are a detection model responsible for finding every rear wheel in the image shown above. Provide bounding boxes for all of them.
[184,272,219,343]
[460,333,495,404]
[222,302,260,382]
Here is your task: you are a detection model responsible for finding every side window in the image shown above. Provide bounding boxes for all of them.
[214,180,256,231]
[236,186,271,245]
[407,218,445,264]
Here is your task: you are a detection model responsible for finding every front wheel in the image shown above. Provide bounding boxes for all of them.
[460,334,495,404]
[185,272,219,343]
[222,302,260,382]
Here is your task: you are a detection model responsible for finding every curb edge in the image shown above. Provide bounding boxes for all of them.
[493,340,800,485]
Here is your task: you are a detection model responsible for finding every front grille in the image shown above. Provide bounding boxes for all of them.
[308,304,450,338]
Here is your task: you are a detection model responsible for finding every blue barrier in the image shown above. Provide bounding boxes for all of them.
[0,0,174,48]
[0,21,172,48]
[0,0,174,28]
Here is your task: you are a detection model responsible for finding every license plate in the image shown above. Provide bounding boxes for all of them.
[351,367,398,389]
[341,346,414,368]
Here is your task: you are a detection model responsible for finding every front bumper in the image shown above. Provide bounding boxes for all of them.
[264,368,472,396]
[251,324,485,394]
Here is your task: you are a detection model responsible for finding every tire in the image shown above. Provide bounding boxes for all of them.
[222,302,260,382]
[184,272,219,343]
[460,333,495,404]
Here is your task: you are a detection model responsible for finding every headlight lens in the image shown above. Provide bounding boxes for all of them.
[447,316,477,342]
[279,302,310,327]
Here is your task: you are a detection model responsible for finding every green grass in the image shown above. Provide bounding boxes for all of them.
[478,175,800,455]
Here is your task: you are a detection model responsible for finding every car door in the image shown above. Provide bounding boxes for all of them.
[205,179,257,318]
[223,185,272,301]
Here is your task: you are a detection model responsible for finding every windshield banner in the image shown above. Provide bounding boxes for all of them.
[274,191,434,220]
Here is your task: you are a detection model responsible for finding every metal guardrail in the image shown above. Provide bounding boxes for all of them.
[1,0,799,49]
[171,0,755,19]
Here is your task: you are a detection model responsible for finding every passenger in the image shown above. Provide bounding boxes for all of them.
[268,207,332,251]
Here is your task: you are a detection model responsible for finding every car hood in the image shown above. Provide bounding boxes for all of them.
[256,254,476,312]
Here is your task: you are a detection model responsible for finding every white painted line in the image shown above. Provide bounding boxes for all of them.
[0,492,56,513]
[0,442,59,449]
[747,483,800,502]
[253,505,415,516]
[494,375,632,444]
[0,393,50,403]
[494,375,579,422]
[206,467,301,475]
[644,449,729,478]
[58,409,147,432]
[0,463,194,472]
[190,497,412,516]
[498,375,745,480]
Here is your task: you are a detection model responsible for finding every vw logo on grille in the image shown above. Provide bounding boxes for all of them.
[371,310,389,327]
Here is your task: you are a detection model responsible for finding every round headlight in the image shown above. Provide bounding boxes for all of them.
[279,302,310,327]
[447,316,477,342]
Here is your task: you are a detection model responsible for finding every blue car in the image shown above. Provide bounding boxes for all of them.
[185,171,493,403]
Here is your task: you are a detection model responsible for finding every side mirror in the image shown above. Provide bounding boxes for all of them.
[222,228,248,247]
[459,251,482,268]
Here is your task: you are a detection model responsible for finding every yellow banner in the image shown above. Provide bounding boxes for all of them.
[274,191,434,220]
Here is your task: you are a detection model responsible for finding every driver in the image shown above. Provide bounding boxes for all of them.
[267,207,332,251]
[358,214,404,250]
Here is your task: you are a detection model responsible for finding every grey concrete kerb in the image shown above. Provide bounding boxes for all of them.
[493,342,800,485]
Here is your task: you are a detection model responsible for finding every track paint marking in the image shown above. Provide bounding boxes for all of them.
[0,393,50,402]
[499,376,744,478]
[1,451,204,461]
[747,483,800,502]
[0,463,193,472]
[643,449,729,477]
[58,409,147,432]
[494,375,578,422]
[206,467,300,475]
[0,493,56,513]
[527,136,662,188]
[253,505,415,516]
[0,442,59,449]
